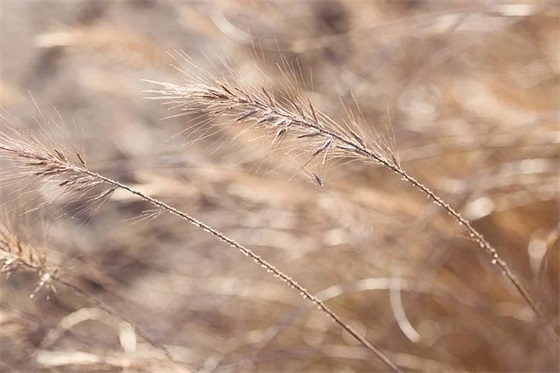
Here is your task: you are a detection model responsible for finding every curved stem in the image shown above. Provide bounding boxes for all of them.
[80,168,403,372]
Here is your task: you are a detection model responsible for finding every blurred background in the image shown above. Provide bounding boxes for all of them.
[0,1,558,372]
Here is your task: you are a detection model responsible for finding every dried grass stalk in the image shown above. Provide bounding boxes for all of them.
[146,53,558,344]
[0,111,402,372]
[0,221,183,370]
[0,224,58,296]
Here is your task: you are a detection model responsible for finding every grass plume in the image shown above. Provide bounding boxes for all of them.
[147,56,557,343]
[0,111,402,372]
[0,221,186,371]
[1,2,557,371]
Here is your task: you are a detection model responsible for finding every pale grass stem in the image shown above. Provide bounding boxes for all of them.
[0,223,183,369]
[0,224,56,297]
[0,114,402,372]
[147,76,558,344]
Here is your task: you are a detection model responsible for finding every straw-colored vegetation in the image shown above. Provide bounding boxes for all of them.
[1,1,558,372]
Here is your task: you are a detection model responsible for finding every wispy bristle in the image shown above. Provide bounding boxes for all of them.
[144,57,552,337]
[0,111,403,371]
[0,224,58,296]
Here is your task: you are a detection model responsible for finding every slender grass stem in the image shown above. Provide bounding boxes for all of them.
[149,77,558,343]
[0,124,402,372]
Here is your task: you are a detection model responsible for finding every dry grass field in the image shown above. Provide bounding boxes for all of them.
[0,1,559,372]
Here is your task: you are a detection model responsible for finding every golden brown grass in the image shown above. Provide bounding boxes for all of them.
[0,108,401,371]
[1,1,558,372]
